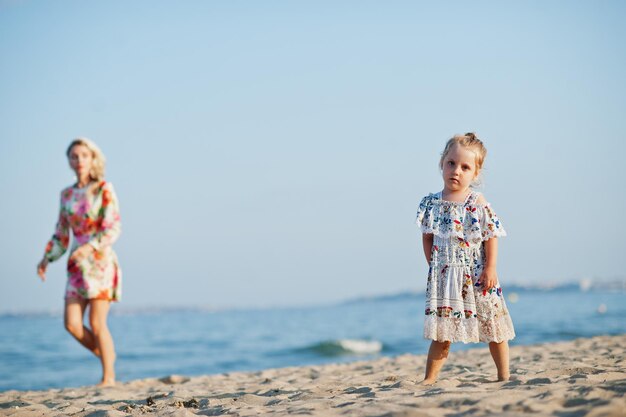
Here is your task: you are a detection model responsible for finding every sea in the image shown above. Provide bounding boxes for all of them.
[1,283,625,392]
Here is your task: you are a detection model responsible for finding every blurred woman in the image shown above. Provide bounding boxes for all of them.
[37,138,122,387]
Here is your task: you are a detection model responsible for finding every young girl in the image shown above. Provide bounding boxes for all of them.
[416,133,515,384]
[37,138,122,387]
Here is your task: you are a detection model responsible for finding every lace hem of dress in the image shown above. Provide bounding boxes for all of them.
[424,314,516,343]
[424,316,480,343]
[477,310,516,343]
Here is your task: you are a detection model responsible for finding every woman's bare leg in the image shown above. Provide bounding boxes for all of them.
[89,300,116,386]
[489,341,510,381]
[422,341,451,385]
[64,299,101,357]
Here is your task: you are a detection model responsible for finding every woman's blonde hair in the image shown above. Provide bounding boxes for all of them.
[66,137,106,182]
[439,132,487,171]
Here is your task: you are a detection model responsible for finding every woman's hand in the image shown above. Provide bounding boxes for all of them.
[37,258,48,281]
[479,266,498,293]
[69,244,95,264]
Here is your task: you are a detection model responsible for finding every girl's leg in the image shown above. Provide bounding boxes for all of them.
[422,340,451,385]
[488,341,510,381]
[64,299,101,357]
[89,299,116,386]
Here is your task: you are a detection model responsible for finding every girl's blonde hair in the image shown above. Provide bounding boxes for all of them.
[439,132,487,172]
[66,137,106,182]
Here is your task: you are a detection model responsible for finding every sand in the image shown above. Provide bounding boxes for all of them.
[1,334,625,417]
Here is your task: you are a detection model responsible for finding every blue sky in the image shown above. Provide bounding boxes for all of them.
[1,1,624,313]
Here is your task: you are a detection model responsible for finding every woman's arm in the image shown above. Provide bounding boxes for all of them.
[38,193,70,281]
[87,182,121,251]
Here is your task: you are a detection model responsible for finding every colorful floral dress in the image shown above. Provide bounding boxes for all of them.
[44,181,122,302]
[416,191,515,343]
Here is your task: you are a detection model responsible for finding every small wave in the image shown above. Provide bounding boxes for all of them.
[296,339,383,357]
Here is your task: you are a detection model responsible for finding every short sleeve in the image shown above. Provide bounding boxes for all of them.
[416,194,438,234]
[477,203,506,241]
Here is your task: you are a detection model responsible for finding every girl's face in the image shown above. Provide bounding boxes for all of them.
[441,143,479,192]
[68,144,93,180]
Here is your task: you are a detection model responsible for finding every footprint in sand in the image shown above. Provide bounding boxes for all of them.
[457,382,478,388]
[380,381,403,390]
[526,377,552,385]
[420,388,445,397]
[502,380,523,388]
[343,387,372,395]
[439,398,479,408]
[333,401,356,408]
[503,402,536,413]
[468,377,493,383]
[599,380,626,394]
[562,397,610,408]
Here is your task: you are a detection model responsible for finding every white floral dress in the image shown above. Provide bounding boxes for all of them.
[416,191,515,343]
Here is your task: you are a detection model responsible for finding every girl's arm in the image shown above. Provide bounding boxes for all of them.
[481,237,498,291]
[476,193,501,291]
[422,233,433,264]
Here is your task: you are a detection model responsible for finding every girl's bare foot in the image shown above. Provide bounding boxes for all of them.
[497,374,510,382]
[419,378,437,386]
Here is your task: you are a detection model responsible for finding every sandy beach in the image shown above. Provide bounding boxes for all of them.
[1,334,624,417]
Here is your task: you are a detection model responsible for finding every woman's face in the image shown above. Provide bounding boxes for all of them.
[68,144,93,180]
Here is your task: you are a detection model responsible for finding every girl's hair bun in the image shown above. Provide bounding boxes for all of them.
[464,132,477,141]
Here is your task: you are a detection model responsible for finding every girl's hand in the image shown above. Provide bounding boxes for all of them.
[37,258,48,281]
[69,244,94,264]
[479,266,498,292]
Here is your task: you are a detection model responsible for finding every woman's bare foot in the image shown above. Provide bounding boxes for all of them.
[419,378,437,386]
[96,378,116,387]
